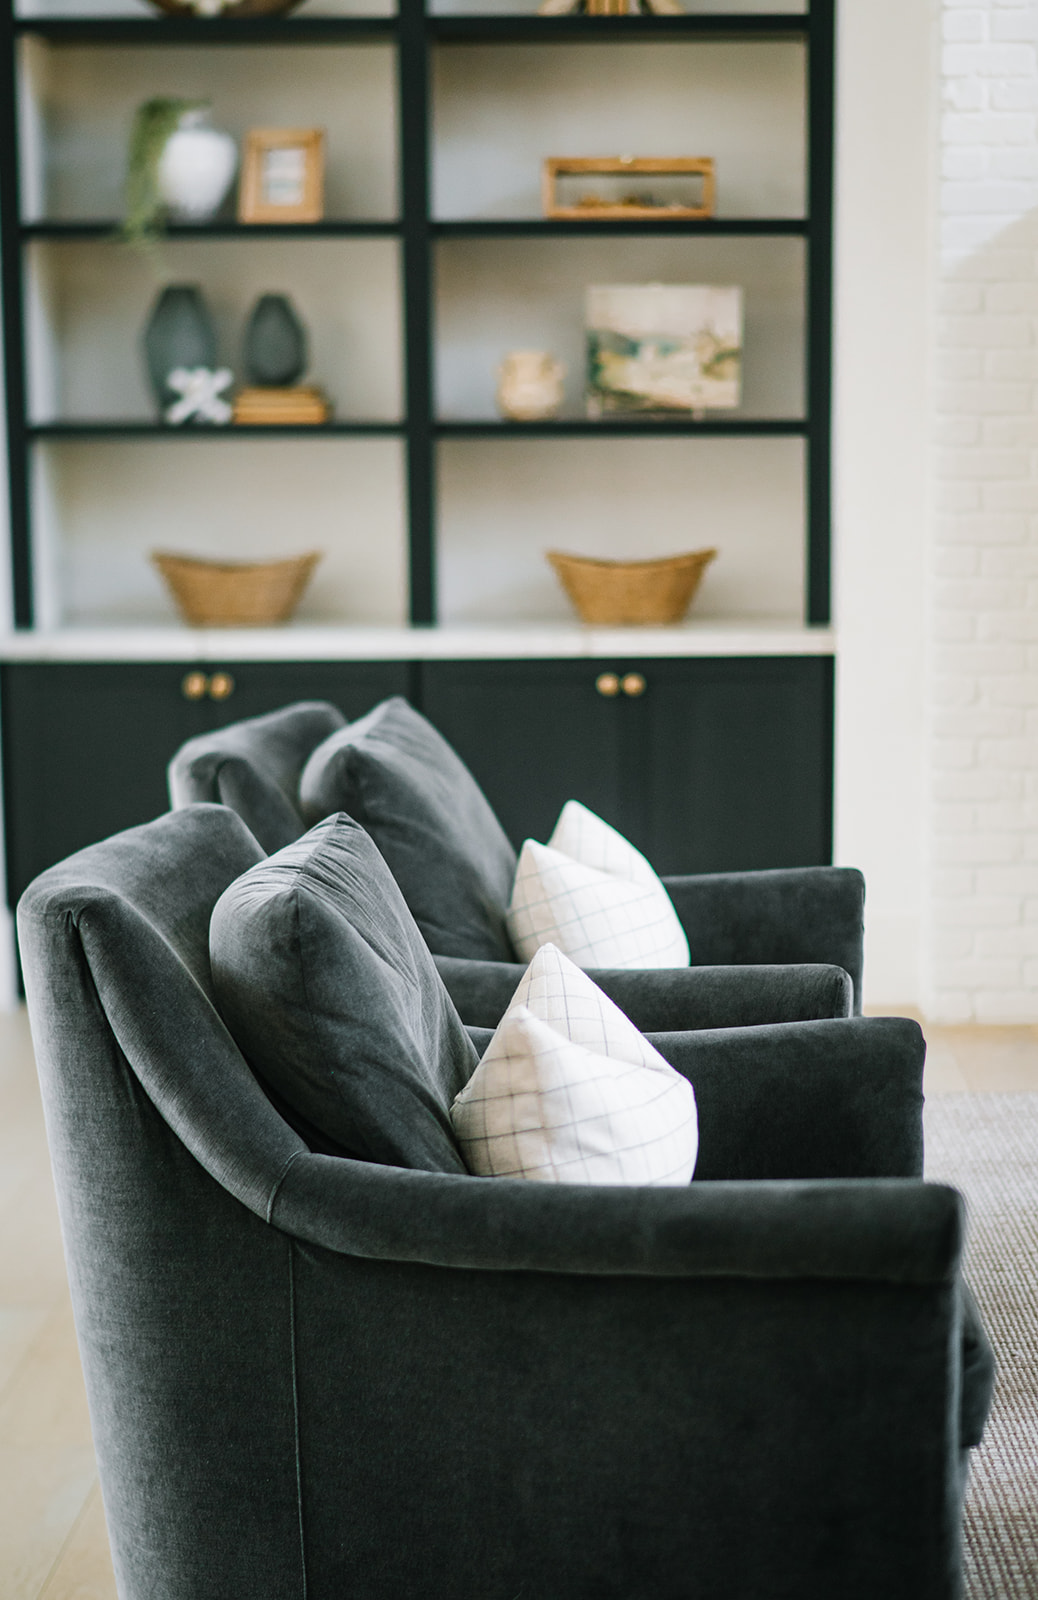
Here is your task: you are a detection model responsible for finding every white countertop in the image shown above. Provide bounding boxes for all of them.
[0,620,836,662]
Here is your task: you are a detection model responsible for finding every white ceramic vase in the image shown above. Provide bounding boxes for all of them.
[496,350,565,422]
[157,112,238,221]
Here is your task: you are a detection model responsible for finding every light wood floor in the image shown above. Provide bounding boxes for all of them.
[2,1005,1037,1599]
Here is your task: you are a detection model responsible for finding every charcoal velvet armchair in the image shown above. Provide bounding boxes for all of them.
[18,804,991,1600]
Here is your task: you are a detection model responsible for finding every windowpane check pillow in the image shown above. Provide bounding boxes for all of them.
[506,800,690,970]
[451,943,698,1185]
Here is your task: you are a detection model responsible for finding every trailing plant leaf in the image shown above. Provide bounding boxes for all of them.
[121,97,208,249]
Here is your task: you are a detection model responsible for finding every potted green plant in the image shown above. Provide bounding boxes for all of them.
[122,97,238,248]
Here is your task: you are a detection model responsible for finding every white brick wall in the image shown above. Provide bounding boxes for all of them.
[930,0,1038,1021]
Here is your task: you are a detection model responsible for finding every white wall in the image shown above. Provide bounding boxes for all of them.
[834,0,1038,1020]
[928,0,1038,1022]
[832,0,938,1009]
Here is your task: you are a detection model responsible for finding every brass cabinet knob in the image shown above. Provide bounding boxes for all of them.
[622,672,647,698]
[208,671,235,702]
[181,670,208,702]
[595,672,621,698]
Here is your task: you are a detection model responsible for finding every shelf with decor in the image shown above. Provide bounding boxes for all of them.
[422,6,829,626]
[2,8,409,630]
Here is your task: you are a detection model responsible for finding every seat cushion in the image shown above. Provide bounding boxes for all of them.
[298,696,517,962]
[451,943,698,1185]
[210,812,477,1173]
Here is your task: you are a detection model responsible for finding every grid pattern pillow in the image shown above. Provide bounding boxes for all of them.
[506,802,690,969]
[451,943,698,1185]
[550,799,663,891]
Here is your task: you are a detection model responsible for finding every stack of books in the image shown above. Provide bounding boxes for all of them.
[233,386,332,425]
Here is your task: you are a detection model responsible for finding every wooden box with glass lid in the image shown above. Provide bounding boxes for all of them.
[0,0,835,923]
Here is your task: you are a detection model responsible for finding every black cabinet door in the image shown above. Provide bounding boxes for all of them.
[627,656,834,874]
[1,659,407,906]
[418,659,629,851]
[418,656,832,873]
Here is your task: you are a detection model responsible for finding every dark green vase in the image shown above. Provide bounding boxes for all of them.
[243,294,307,386]
[143,284,218,415]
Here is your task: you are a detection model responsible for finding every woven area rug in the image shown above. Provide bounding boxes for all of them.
[924,1093,1038,1598]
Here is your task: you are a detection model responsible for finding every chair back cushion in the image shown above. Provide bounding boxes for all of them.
[298,697,517,962]
[210,812,478,1172]
[168,700,346,855]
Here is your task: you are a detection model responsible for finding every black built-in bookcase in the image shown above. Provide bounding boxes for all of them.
[0,2,833,631]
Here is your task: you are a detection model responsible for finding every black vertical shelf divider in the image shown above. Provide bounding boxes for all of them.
[398,0,436,625]
[806,0,834,627]
[0,8,32,629]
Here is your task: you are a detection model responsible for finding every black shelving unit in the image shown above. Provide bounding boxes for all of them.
[0,1,834,632]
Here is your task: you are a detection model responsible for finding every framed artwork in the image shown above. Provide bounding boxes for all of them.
[586,283,743,415]
[238,128,325,224]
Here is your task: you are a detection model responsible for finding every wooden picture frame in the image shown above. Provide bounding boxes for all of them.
[238,128,325,224]
[542,157,715,222]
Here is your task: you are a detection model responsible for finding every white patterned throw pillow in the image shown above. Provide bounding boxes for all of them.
[451,943,698,1185]
[506,800,690,969]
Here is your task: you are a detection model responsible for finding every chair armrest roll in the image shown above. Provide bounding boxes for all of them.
[662,866,866,1012]
[272,1159,961,1287]
[647,1015,925,1181]
[437,955,852,1031]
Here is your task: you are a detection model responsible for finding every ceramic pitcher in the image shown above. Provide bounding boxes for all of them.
[496,350,565,421]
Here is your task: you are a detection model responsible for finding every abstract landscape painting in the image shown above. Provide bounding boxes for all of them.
[586,283,743,415]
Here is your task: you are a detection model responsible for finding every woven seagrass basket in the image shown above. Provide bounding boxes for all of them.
[546,547,717,626]
[152,550,321,627]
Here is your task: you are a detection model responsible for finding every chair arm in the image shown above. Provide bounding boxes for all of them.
[286,1182,976,1597]
[437,954,852,1030]
[662,866,866,1012]
[647,1015,925,1181]
[272,1158,959,1286]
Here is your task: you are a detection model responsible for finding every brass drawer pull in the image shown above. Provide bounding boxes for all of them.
[595,672,621,698]
[208,671,235,702]
[181,671,236,702]
[181,671,208,702]
[622,672,646,698]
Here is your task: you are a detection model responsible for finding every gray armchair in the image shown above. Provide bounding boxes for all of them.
[168,698,865,1028]
[19,805,991,1600]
